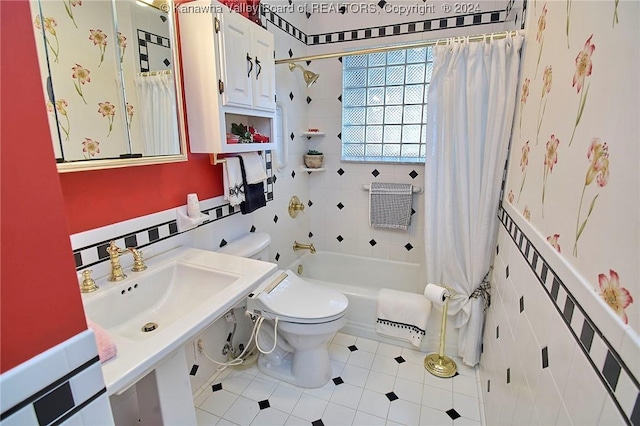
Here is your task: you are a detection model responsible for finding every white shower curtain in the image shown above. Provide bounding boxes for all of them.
[134,73,179,156]
[424,33,523,366]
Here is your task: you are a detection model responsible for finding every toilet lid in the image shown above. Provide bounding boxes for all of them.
[254,270,348,321]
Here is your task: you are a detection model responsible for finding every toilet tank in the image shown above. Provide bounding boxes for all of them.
[217,232,271,261]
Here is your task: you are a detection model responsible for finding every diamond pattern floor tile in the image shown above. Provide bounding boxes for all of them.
[194,332,481,426]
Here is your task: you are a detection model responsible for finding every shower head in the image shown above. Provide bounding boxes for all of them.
[288,63,319,87]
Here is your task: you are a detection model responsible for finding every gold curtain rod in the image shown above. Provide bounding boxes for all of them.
[138,69,173,76]
[275,30,522,65]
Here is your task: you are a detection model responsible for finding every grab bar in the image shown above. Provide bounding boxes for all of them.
[360,184,423,194]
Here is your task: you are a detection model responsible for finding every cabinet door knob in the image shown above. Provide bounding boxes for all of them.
[246,54,254,78]
[255,57,262,80]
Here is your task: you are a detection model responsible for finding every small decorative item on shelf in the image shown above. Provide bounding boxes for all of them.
[303,150,324,168]
[307,128,320,133]
[230,123,270,143]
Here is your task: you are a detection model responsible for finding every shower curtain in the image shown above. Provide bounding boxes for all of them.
[424,33,524,366]
[134,73,179,156]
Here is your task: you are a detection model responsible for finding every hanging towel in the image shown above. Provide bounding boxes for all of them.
[376,288,432,348]
[239,152,267,184]
[87,319,118,363]
[223,157,245,207]
[369,182,413,230]
[238,155,266,214]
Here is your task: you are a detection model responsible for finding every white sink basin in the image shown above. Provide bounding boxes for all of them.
[82,246,277,395]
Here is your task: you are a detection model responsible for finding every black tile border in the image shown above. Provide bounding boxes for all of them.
[261,6,509,47]
[137,29,171,73]
[306,10,506,46]
[73,152,273,271]
[0,356,104,424]
[498,205,639,425]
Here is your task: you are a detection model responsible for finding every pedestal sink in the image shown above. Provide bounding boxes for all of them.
[81,246,277,424]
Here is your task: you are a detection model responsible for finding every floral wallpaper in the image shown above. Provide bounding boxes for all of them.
[30,0,173,161]
[31,0,130,161]
[505,0,638,328]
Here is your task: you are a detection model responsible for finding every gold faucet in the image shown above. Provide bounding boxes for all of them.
[293,241,316,254]
[106,241,147,282]
[80,270,99,293]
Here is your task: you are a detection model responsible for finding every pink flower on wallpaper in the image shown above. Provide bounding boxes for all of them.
[541,135,559,217]
[126,103,134,129]
[598,270,633,324]
[546,234,561,253]
[536,4,547,42]
[517,141,530,202]
[569,36,595,147]
[89,29,108,67]
[574,138,610,256]
[519,78,530,135]
[586,138,610,187]
[573,35,595,94]
[98,101,116,136]
[507,190,515,204]
[82,138,100,158]
[544,135,560,172]
[536,66,552,145]
[520,141,530,172]
[523,206,531,221]
[521,78,530,104]
[46,101,54,113]
[72,64,91,104]
[118,32,127,63]
[56,99,71,140]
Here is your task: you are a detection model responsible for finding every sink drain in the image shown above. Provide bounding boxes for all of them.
[142,322,158,332]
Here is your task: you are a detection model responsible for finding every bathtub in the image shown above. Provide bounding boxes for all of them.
[287,251,456,353]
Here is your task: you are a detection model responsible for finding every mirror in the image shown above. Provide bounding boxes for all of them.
[30,0,187,172]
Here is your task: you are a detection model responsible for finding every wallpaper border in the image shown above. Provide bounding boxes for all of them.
[498,205,639,425]
[261,4,510,46]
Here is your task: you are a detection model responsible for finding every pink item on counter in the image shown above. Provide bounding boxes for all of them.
[87,319,117,362]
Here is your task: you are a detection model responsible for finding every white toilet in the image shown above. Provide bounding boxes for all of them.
[218,233,348,388]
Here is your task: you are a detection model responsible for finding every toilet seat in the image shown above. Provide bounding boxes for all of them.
[248,270,348,324]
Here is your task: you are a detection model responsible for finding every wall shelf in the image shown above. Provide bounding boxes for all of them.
[300,131,325,138]
[300,166,326,172]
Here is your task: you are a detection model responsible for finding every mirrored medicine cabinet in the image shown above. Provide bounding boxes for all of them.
[30,0,188,172]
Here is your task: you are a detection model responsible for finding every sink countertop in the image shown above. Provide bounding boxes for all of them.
[81,246,277,395]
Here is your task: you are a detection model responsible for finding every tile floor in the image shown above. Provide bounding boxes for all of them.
[192,332,483,425]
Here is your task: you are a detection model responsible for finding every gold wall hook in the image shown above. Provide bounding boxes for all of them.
[288,195,305,218]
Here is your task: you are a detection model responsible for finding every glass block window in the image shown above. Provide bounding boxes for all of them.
[342,46,433,163]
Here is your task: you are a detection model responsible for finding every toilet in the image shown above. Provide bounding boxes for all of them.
[218,233,349,388]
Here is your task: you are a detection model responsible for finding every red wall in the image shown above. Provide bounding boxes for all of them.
[0,0,88,373]
[60,153,223,234]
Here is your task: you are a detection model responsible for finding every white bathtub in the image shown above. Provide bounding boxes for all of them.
[287,251,456,353]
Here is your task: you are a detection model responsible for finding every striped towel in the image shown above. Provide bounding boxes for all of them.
[368,182,413,230]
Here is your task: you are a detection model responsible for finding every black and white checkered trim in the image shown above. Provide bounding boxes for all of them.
[0,355,104,425]
[309,10,505,45]
[262,5,307,44]
[498,206,640,425]
[263,6,507,47]
[137,30,171,72]
[73,151,274,270]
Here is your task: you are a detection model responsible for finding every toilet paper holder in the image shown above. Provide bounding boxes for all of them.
[424,285,458,378]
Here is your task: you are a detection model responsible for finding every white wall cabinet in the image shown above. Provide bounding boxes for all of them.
[219,11,276,112]
[179,0,275,154]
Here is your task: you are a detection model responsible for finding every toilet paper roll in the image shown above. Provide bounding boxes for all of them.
[424,283,448,306]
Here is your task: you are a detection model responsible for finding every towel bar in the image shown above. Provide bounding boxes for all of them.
[360,184,423,194]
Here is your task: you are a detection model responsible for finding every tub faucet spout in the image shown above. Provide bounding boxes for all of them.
[293,241,316,254]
